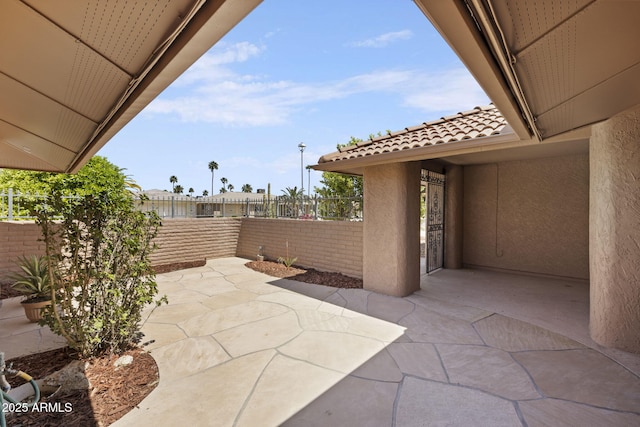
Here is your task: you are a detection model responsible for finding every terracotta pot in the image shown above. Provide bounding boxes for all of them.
[21,299,51,323]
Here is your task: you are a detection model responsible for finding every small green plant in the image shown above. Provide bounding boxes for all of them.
[277,240,297,268]
[10,255,52,303]
[277,256,298,268]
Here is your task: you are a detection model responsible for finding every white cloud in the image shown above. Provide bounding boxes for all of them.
[401,68,489,113]
[347,30,413,48]
[171,41,264,86]
[144,40,488,126]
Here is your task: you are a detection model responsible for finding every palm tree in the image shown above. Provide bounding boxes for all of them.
[227,184,234,192]
[170,175,178,192]
[241,184,253,193]
[174,184,184,194]
[208,161,218,196]
[220,177,228,190]
[188,187,194,197]
[281,186,304,217]
[219,187,227,194]
[202,189,209,196]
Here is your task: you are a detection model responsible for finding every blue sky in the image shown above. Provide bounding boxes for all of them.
[98,0,489,196]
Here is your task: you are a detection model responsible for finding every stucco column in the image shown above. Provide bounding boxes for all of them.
[444,165,464,269]
[590,104,640,353]
[363,162,421,297]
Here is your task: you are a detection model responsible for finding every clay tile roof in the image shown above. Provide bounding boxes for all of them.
[318,105,507,164]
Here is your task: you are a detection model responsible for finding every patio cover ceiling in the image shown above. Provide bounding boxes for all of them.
[0,0,261,173]
[415,0,640,142]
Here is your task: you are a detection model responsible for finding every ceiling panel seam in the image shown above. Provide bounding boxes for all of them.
[0,117,77,155]
[0,70,99,126]
[19,0,134,79]
[512,0,597,59]
[534,61,640,119]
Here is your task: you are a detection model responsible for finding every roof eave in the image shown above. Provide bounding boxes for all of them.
[314,129,523,175]
[68,0,262,173]
[413,0,535,142]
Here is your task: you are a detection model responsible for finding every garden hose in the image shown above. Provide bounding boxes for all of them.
[0,352,40,427]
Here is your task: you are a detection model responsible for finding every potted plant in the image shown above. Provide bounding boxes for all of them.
[10,255,53,322]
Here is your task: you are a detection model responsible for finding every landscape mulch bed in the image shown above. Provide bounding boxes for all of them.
[4,347,158,427]
[245,260,363,289]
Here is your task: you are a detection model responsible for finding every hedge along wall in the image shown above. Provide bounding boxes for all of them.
[236,218,363,279]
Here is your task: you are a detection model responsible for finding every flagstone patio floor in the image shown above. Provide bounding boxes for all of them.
[2,257,639,426]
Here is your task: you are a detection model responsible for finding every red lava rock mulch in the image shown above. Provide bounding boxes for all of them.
[245,260,363,289]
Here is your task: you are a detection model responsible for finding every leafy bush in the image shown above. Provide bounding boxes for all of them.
[31,190,165,357]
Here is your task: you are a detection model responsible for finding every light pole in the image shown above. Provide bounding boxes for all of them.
[298,142,306,216]
[306,165,311,198]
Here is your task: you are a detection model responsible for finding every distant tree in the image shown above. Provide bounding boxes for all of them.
[169,175,178,192]
[220,177,228,187]
[174,185,184,194]
[202,189,209,196]
[281,186,304,217]
[219,187,227,194]
[208,161,218,196]
[188,187,194,197]
[0,156,138,197]
[312,136,366,219]
[227,184,234,192]
[315,136,363,199]
[241,184,253,193]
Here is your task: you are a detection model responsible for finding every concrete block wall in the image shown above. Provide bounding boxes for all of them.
[150,218,242,270]
[1,217,362,281]
[0,222,47,280]
[236,218,363,279]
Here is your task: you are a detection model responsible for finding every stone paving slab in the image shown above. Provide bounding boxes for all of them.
[283,375,398,427]
[513,348,640,412]
[474,314,584,351]
[437,344,541,400]
[400,305,485,345]
[395,377,522,427]
[236,354,345,427]
[519,398,640,427]
[0,297,67,359]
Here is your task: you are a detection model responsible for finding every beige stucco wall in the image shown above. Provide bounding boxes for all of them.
[236,218,363,279]
[590,104,640,352]
[463,153,589,279]
[363,162,421,296]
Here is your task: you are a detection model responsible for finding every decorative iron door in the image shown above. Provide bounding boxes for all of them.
[423,170,445,274]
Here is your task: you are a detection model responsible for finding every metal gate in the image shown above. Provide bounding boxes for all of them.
[422,170,445,274]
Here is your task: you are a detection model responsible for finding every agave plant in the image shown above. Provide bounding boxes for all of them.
[10,255,53,302]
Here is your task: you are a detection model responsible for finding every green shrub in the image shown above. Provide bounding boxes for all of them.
[31,191,166,357]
